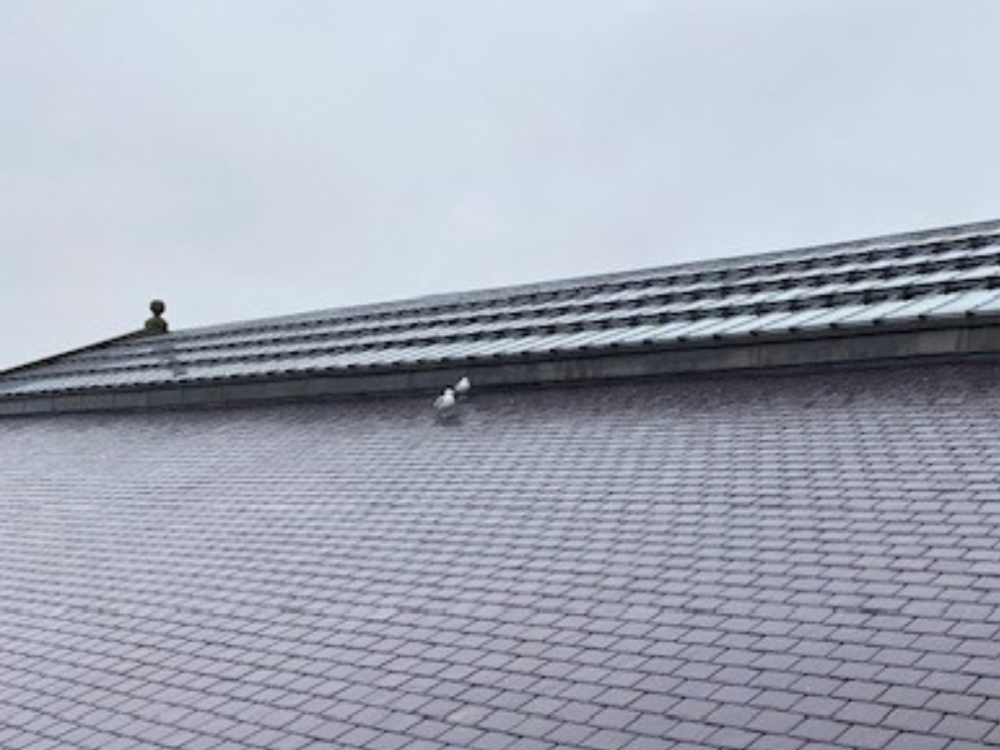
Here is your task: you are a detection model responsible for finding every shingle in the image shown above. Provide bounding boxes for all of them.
[706,726,761,749]
[970,677,1000,698]
[542,722,595,746]
[503,738,553,750]
[626,714,676,737]
[706,703,759,727]
[882,734,949,750]
[365,734,412,750]
[834,701,891,725]
[789,718,849,743]
[587,707,639,731]
[881,707,944,733]
[931,714,994,741]
[3,315,1000,750]
[831,680,888,702]
[747,737,805,750]
[667,698,718,721]
[746,710,805,735]
[837,725,898,750]
[665,720,715,744]
[621,738,668,750]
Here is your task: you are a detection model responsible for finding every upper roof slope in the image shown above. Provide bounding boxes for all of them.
[4,218,1000,413]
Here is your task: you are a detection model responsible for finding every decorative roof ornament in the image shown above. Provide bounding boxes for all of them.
[144,300,169,335]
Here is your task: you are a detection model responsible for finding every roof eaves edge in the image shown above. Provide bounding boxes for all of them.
[3,317,1000,417]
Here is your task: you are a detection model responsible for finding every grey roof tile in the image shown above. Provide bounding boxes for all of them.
[1,344,1000,750]
[882,734,949,750]
[747,737,806,750]
[836,725,899,750]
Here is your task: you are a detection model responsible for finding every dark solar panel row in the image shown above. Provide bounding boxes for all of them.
[25,237,1000,371]
[3,225,1000,396]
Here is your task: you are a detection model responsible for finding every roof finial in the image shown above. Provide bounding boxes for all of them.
[144,300,168,335]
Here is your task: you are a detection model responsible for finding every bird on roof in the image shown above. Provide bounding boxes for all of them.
[434,387,457,418]
[455,376,471,397]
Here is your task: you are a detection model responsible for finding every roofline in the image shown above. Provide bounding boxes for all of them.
[6,218,998,357]
[163,217,1000,337]
[3,315,999,417]
[0,331,147,378]
[5,216,1000,417]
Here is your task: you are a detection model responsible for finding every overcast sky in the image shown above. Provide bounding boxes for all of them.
[2,1,1000,369]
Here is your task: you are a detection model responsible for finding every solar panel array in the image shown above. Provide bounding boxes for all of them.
[3,222,1000,397]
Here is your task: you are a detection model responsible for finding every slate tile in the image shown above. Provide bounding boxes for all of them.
[985,723,1000,746]
[409,719,452,741]
[789,717,849,743]
[366,733,413,750]
[875,666,928,686]
[264,735,315,750]
[882,733,949,750]
[971,697,1000,721]
[628,692,680,715]
[834,700,891,725]
[667,698,720,725]
[750,689,800,711]
[580,729,639,750]
[592,686,644,707]
[712,685,761,704]
[837,724,898,749]
[504,738,554,750]
[747,736,805,750]
[706,702,758,727]
[878,684,933,708]
[831,680,887,702]
[399,741,448,750]
[665,720,715,743]
[881,707,943,733]
[746,710,805,735]
[750,670,800,691]
[789,695,845,718]
[588,707,639,731]
[621,737,668,750]
[479,710,529,734]
[708,726,762,749]
[672,680,720,699]
[970,677,1000,698]
[542,723,595,746]
[931,714,993,741]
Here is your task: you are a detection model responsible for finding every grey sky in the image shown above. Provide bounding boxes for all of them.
[3,1,999,369]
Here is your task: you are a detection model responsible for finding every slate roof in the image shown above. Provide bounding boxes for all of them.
[3,220,1000,749]
[2,218,1000,412]
[2,364,1000,750]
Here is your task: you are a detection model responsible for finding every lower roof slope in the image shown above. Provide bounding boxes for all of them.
[2,363,1000,749]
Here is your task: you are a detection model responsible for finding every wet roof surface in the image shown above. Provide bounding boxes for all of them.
[3,220,1000,398]
[2,363,1000,749]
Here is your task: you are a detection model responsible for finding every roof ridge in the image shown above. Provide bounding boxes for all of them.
[178,218,1000,337]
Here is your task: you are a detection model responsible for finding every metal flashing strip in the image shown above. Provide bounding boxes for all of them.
[3,317,1000,417]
